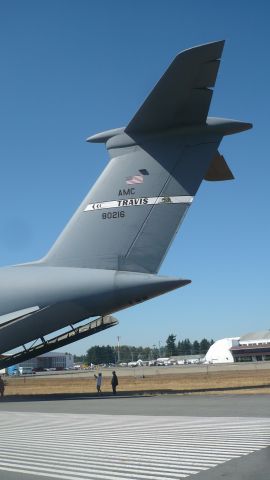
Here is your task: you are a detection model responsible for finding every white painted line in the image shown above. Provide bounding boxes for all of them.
[0,452,202,476]
[0,434,238,461]
[0,460,189,479]
[0,467,94,480]
[0,445,218,468]
[0,413,270,480]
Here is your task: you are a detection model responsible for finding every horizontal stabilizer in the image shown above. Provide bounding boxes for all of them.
[204,151,234,181]
[126,40,225,133]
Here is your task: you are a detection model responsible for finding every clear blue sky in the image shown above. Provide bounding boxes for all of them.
[0,1,269,354]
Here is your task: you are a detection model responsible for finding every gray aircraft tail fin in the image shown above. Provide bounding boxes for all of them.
[126,40,225,133]
[42,41,251,274]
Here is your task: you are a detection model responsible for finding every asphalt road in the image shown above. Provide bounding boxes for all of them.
[0,394,269,480]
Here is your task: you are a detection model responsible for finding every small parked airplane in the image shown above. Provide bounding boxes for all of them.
[0,40,252,357]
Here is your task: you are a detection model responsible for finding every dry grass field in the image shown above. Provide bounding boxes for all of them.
[3,368,270,397]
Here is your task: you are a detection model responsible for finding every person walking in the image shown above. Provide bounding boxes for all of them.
[0,375,5,399]
[111,371,118,395]
[94,372,102,393]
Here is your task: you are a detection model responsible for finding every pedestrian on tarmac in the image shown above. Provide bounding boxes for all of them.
[111,371,118,395]
[0,375,5,399]
[94,372,102,393]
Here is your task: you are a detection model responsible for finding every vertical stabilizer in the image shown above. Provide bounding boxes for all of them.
[42,41,252,274]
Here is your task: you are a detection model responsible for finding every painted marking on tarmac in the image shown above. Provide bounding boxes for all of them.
[0,413,270,479]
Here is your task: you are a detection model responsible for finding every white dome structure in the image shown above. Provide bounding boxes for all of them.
[205,337,239,363]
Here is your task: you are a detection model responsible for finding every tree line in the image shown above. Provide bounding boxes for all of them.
[165,334,214,357]
[74,335,214,365]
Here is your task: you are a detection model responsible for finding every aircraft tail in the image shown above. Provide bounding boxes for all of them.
[42,41,252,274]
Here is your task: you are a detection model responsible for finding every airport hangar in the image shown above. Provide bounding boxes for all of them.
[0,351,74,374]
[205,330,270,363]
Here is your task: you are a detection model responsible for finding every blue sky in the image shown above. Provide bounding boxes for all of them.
[0,1,269,354]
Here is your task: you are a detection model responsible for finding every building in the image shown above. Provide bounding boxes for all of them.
[205,338,238,363]
[12,352,74,371]
[170,354,205,364]
[231,330,270,362]
[205,330,270,363]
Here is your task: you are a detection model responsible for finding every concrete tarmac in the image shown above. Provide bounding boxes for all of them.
[0,392,270,416]
[0,394,269,480]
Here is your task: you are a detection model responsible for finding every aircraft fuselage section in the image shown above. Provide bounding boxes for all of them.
[0,265,188,354]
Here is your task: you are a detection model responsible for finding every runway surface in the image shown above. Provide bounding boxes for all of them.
[0,394,269,480]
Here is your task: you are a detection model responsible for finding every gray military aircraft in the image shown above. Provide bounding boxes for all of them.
[0,40,252,359]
